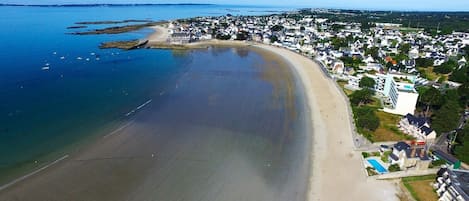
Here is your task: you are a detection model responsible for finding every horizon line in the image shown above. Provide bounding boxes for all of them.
[1,3,469,12]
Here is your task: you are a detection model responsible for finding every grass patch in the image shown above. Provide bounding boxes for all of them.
[357,110,414,142]
[381,150,391,163]
[372,111,415,142]
[402,175,438,201]
[418,67,439,81]
[337,80,353,95]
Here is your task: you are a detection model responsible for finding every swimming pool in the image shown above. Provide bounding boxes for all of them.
[367,159,388,174]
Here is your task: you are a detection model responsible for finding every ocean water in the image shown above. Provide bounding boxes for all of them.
[0,5,310,200]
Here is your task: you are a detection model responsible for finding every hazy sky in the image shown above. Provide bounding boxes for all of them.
[3,0,469,11]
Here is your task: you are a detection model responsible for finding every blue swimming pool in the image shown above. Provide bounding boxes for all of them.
[367,159,388,174]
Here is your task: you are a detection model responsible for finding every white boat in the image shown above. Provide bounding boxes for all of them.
[77,57,83,60]
[60,56,65,60]
[41,66,50,70]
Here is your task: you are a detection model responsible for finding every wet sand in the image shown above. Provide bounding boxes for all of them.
[0,24,399,200]
[252,44,399,201]
[0,47,310,201]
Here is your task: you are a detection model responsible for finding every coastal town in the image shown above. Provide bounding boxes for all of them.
[143,9,469,201]
[1,4,468,201]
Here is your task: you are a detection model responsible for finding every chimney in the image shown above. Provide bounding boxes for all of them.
[411,146,417,158]
[420,148,425,158]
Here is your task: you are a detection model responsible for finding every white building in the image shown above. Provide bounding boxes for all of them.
[379,74,419,115]
[398,113,437,142]
[331,61,345,74]
[368,73,419,115]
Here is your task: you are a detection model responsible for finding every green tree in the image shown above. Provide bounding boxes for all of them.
[454,129,469,163]
[458,82,469,107]
[415,58,434,68]
[419,87,442,117]
[350,89,374,106]
[449,66,468,83]
[270,25,284,32]
[359,76,376,89]
[432,100,462,134]
[388,164,400,172]
[399,43,411,54]
[444,89,461,104]
[434,60,457,74]
[331,37,348,50]
[354,106,380,131]
[270,35,278,43]
[365,47,380,60]
[464,46,469,59]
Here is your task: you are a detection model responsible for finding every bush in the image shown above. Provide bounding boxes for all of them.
[430,159,447,168]
[362,152,370,158]
[416,58,434,67]
[388,164,401,172]
[381,151,392,163]
[350,89,375,106]
[366,167,378,176]
[354,107,380,131]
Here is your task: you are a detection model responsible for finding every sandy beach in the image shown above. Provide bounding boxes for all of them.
[147,25,170,44]
[0,26,398,201]
[253,44,399,201]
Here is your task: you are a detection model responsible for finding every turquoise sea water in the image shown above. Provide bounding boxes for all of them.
[0,5,310,200]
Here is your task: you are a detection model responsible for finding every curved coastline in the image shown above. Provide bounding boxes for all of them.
[0,25,398,201]
[144,25,400,200]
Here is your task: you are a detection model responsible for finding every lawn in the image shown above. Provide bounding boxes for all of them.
[354,104,414,142]
[336,80,353,95]
[402,175,438,201]
[418,67,440,81]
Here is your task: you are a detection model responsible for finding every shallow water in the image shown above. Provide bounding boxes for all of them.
[0,5,309,200]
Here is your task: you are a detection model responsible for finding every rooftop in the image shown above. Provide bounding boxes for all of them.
[453,169,469,199]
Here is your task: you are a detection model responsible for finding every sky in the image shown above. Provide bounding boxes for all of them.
[3,0,469,11]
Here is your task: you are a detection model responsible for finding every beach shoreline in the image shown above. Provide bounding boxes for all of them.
[253,44,398,201]
[0,25,398,201]
[144,26,399,200]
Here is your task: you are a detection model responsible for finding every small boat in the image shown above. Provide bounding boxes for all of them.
[77,57,83,60]
[42,66,50,70]
[53,52,57,55]
[90,52,96,56]
[85,58,90,61]
[60,56,65,60]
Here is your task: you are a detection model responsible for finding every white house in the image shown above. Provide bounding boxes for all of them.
[332,61,345,74]
[398,113,437,141]
[388,141,431,170]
